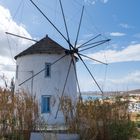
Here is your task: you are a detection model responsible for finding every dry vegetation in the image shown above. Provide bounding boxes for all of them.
[0,86,139,140]
[0,77,139,140]
[60,96,138,140]
[0,86,39,140]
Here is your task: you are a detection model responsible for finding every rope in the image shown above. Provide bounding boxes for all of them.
[6,35,16,64]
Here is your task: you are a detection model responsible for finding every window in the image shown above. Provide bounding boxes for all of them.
[16,65,19,79]
[45,63,51,77]
[41,95,51,113]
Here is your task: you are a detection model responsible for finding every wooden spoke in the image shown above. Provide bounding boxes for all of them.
[55,58,73,119]
[59,0,71,50]
[79,39,110,52]
[30,0,74,49]
[74,6,84,48]
[5,32,38,42]
[79,53,108,65]
[71,56,82,99]
[77,34,101,48]
[78,54,104,94]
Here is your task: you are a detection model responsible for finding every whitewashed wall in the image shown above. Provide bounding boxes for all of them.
[15,53,77,125]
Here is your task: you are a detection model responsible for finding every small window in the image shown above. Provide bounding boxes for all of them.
[41,95,51,113]
[16,65,19,79]
[45,63,51,77]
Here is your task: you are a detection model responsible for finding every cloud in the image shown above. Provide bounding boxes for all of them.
[84,0,96,5]
[0,5,33,82]
[108,71,140,85]
[103,70,140,91]
[78,70,140,92]
[130,41,138,44]
[110,32,126,37]
[84,43,140,64]
[133,33,140,39]
[0,5,33,57]
[101,0,109,3]
[119,23,134,29]
[84,0,109,5]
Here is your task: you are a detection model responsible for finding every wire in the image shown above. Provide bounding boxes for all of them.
[101,41,110,93]
[52,0,58,36]
[59,0,71,50]
[72,1,109,41]
[6,35,16,64]
[5,0,26,66]
[30,0,74,49]
[74,6,84,48]
[13,0,24,20]
[84,8,109,40]
[78,53,104,94]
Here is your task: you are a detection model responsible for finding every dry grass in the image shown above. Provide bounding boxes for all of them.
[0,87,39,139]
[60,96,136,140]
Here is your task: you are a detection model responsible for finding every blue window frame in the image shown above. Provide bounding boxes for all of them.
[45,63,51,77]
[41,95,51,113]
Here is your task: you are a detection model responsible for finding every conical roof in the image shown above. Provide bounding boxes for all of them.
[14,35,67,59]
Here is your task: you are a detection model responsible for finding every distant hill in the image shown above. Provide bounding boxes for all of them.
[81,89,140,97]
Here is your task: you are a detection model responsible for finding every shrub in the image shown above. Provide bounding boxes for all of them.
[60,96,136,140]
[0,87,39,140]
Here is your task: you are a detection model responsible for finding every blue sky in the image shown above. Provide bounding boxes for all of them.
[0,0,140,91]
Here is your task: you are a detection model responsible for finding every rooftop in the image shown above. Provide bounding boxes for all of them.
[14,35,67,59]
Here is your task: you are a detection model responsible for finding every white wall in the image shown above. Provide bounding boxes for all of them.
[15,53,77,125]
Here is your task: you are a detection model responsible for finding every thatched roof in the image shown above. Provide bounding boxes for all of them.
[14,35,67,59]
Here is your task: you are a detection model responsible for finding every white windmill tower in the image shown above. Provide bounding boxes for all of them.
[14,35,77,125]
[6,0,110,127]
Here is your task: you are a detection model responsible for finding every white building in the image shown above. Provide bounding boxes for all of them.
[128,97,140,112]
[14,35,77,126]
[128,102,140,112]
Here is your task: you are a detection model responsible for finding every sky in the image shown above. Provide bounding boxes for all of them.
[0,0,140,92]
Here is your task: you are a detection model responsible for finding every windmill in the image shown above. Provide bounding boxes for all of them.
[6,0,110,123]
